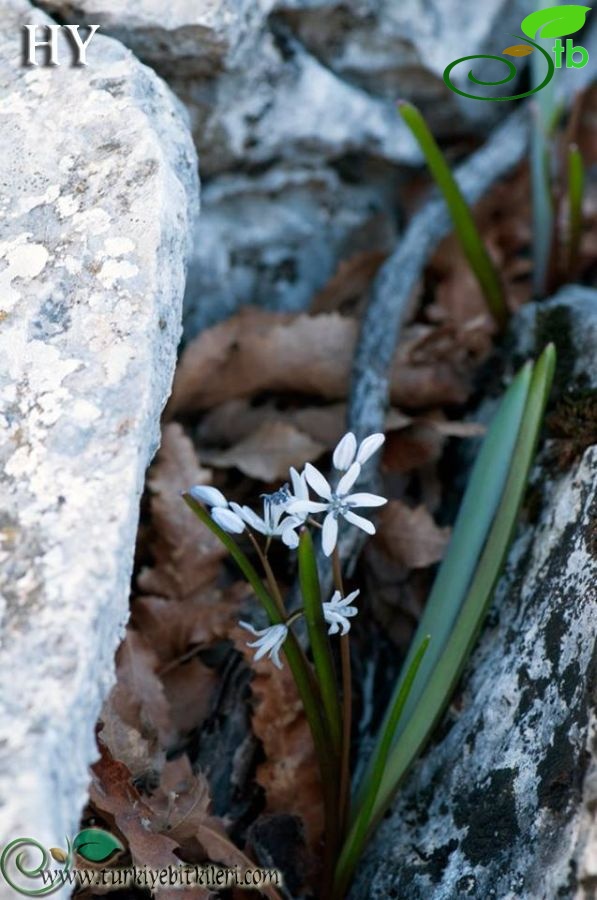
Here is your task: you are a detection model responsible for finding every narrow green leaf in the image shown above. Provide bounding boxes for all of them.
[333,636,430,899]
[367,345,555,825]
[298,530,342,755]
[567,143,584,274]
[398,100,508,328]
[354,360,532,819]
[521,5,590,39]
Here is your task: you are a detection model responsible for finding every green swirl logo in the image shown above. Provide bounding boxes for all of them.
[443,4,591,101]
[0,829,123,896]
[0,839,72,896]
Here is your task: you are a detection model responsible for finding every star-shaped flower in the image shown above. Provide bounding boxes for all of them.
[287,462,387,556]
[239,621,289,669]
[230,480,303,549]
[323,589,360,635]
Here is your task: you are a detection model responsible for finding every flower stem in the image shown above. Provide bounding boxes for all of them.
[183,494,340,880]
[298,531,342,758]
[183,496,332,768]
[332,547,352,834]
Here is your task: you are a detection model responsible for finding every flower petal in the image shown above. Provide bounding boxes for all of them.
[333,432,357,471]
[322,513,338,557]
[281,525,300,549]
[286,500,328,515]
[344,588,361,605]
[289,467,308,501]
[189,485,228,508]
[356,433,385,465]
[337,462,361,496]
[239,620,261,637]
[304,463,332,500]
[230,502,267,533]
[211,507,246,534]
[343,510,375,534]
[345,492,387,507]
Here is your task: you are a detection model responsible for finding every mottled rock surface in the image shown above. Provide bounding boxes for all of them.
[0,0,198,861]
[183,166,397,335]
[351,291,597,899]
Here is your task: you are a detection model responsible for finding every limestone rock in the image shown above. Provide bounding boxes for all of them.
[0,0,198,865]
[351,291,597,899]
[183,165,397,337]
[169,24,420,176]
[34,0,272,76]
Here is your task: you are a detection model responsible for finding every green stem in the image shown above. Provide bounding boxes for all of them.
[182,495,333,788]
[332,548,352,836]
[333,636,430,899]
[398,100,508,328]
[298,531,342,758]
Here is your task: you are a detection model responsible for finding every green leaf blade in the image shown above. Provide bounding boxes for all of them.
[369,345,555,824]
[353,361,532,823]
[398,100,508,328]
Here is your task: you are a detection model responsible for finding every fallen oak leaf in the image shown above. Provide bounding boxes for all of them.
[375,500,450,569]
[149,756,283,900]
[201,420,326,481]
[101,629,174,750]
[137,423,226,601]
[168,309,470,414]
[90,746,211,900]
[310,249,387,313]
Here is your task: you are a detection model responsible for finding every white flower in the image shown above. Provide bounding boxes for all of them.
[189,484,245,534]
[230,483,303,548]
[239,621,288,669]
[287,462,387,556]
[332,431,385,472]
[323,589,360,635]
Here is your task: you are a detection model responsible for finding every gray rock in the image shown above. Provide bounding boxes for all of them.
[271,0,526,133]
[0,0,198,870]
[351,292,597,899]
[34,0,271,77]
[183,165,397,336]
[170,24,420,176]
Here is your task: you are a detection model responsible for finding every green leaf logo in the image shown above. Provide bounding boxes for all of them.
[521,5,590,39]
[72,828,124,863]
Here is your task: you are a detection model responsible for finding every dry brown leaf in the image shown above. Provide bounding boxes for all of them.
[310,249,387,313]
[137,423,226,601]
[202,420,326,481]
[89,744,210,900]
[102,630,174,748]
[149,757,282,900]
[233,626,323,854]
[376,500,450,569]
[384,423,445,474]
[98,709,163,783]
[169,309,470,414]
[197,401,349,454]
